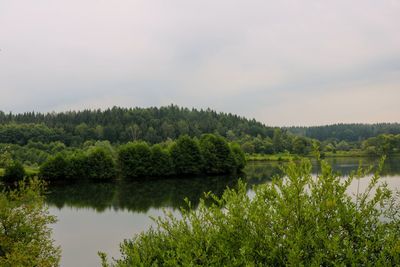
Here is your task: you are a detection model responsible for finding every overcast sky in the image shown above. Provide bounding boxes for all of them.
[1,0,399,126]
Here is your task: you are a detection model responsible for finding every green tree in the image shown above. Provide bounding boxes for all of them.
[230,143,246,171]
[0,178,61,266]
[65,152,87,180]
[2,161,25,182]
[292,136,310,155]
[39,154,69,180]
[85,148,117,180]
[199,134,235,174]
[170,136,203,175]
[149,145,173,177]
[118,142,152,178]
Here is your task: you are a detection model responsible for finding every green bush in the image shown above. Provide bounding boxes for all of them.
[0,178,61,266]
[170,135,203,175]
[39,154,69,180]
[200,134,235,174]
[85,148,117,180]
[230,143,246,172]
[65,152,87,179]
[2,161,25,182]
[149,145,174,177]
[118,142,152,178]
[100,158,400,266]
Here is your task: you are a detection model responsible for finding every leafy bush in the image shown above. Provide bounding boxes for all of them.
[0,178,61,266]
[200,134,235,174]
[65,152,87,179]
[39,154,69,180]
[2,161,25,182]
[85,148,117,180]
[170,135,203,175]
[100,158,400,266]
[230,143,246,172]
[149,145,174,177]
[118,142,152,178]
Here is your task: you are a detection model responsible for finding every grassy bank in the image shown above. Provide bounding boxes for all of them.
[247,150,400,162]
[246,153,301,161]
[0,166,39,178]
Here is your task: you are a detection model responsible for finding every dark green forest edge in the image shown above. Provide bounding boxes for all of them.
[1,106,400,181]
[38,134,245,181]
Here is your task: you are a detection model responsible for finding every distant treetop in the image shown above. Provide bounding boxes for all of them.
[0,105,274,145]
[286,123,400,142]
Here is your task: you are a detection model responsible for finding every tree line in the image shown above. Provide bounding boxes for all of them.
[0,105,273,145]
[287,123,400,142]
[38,134,245,181]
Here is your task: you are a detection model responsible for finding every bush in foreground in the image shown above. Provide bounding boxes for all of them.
[100,158,400,266]
[0,178,61,266]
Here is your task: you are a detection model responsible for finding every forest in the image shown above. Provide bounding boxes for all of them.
[1,134,245,182]
[287,123,400,142]
[0,105,273,145]
[0,107,400,174]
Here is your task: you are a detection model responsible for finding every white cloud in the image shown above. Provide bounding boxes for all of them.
[0,0,399,125]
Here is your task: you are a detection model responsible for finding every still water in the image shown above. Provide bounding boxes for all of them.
[46,157,400,267]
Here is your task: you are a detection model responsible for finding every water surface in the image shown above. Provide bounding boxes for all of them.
[46,157,400,267]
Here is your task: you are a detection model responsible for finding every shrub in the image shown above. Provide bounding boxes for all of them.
[85,148,117,180]
[149,145,174,177]
[200,134,235,174]
[170,135,203,175]
[65,152,87,179]
[100,158,400,266]
[118,142,152,178]
[2,161,25,182]
[39,154,69,180]
[230,143,246,172]
[0,178,61,266]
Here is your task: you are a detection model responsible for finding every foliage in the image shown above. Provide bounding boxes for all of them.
[0,106,274,145]
[200,134,235,174]
[38,135,245,180]
[100,158,400,266]
[84,148,117,180]
[118,142,152,178]
[230,143,246,171]
[40,148,117,181]
[0,178,61,266]
[170,135,204,175]
[149,145,174,177]
[2,161,26,182]
[39,154,69,181]
[362,134,400,156]
[287,123,400,142]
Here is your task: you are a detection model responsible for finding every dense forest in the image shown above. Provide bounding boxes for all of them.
[0,106,399,170]
[287,123,400,142]
[0,105,273,145]
[1,134,245,181]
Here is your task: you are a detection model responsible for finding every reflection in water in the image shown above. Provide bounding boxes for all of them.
[46,175,240,213]
[44,157,400,267]
[45,157,400,213]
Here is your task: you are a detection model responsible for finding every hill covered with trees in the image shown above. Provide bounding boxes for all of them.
[0,105,274,146]
[287,123,400,142]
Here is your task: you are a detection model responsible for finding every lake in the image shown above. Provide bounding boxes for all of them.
[46,157,400,267]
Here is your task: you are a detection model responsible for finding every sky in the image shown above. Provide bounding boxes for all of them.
[1,0,400,126]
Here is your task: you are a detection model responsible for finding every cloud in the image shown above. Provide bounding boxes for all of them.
[0,0,399,125]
